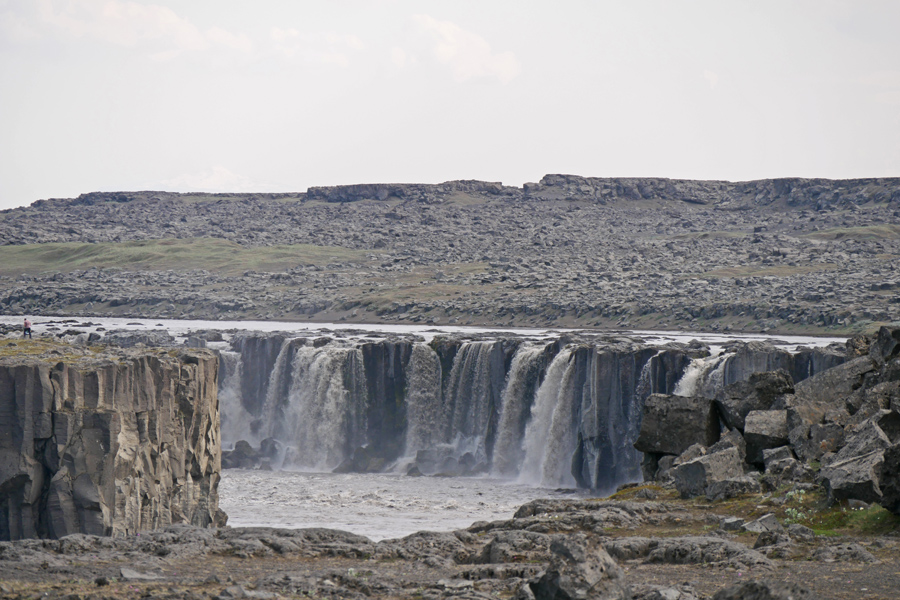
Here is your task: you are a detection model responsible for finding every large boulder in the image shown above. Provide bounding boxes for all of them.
[714,370,794,431]
[672,447,744,499]
[743,411,789,465]
[526,534,629,600]
[789,357,877,427]
[828,415,892,465]
[634,394,719,456]
[818,450,885,504]
[879,444,900,515]
[869,326,900,364]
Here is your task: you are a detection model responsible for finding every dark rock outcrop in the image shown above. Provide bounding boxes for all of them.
[0,345,223,540]
[634,394,720,456]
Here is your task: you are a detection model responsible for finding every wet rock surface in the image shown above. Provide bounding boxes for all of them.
[1,175,898,333]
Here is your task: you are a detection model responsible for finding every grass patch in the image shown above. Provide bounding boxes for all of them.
[806,504,900,536]
[701,264,839,278]
[0,238,371,276]
[802,224,900,241]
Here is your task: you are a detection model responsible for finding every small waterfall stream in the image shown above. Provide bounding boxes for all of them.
[518,347,576,485]
[404,343,443,456]
[673,352,731,397]
[492,343,552,477]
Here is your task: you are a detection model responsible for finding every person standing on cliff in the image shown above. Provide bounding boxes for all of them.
[23,318,32,339]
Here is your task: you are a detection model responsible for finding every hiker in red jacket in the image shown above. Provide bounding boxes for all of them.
[23,318,32,339]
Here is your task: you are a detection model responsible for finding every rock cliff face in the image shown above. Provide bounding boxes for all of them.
[0,343,223,540]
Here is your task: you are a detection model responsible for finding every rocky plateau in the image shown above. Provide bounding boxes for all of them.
[0,175,898,334]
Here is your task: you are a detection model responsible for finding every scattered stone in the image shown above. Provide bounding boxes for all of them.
[706,476,762,501]
[711,580,815,600]
[672,447,744,498]
[812,543,877,563]
[741,514,783,534]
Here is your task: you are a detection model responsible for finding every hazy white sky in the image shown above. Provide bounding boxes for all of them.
[1,0,899,210]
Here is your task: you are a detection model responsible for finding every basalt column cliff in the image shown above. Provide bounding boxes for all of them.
[0,343,224,540]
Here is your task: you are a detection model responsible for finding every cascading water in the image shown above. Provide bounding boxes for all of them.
[492,343,551,477]
[222,330,844,489]
[443,341,501,462]
[673,352,731,397]
[279,345,367,470]
[404,343,443,456]
[541,354,580,487]
[218,350,253,445]
[257,338,296,441]
[518,347,576,486]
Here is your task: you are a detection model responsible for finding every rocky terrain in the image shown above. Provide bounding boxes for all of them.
[0,325,898,598]
[1,175,899,334]
[0,489,897,599]
[0,339,225,541]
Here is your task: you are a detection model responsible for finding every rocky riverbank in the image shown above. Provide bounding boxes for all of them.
[0,490,897,599]
[1,175,898,334]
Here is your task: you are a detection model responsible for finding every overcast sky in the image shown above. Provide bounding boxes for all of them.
[1,1,899,210]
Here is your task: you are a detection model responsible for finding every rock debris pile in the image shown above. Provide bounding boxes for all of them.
[638,326,900,517]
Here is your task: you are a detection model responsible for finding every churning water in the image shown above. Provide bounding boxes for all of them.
[218,469,578,541]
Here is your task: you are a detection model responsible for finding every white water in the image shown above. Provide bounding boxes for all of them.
[673,353,730,397]
[492,343,547,477]
[518,347,575,486]
[280,345,366,470]
[444,341,497,462]
[404,344,443,456]
[218,469,579,541]
[219,350,253,443]
[0,315,846,348]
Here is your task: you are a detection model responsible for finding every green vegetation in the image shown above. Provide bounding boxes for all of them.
[806,504,900,536]
[701,264,838,278]
[803,224,900,241]
[0,238,371,276]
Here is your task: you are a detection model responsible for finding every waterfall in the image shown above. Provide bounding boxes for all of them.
[673,352,730,397]
[257,338,295,440]
[492,343,550,477]
[541,356,580,487]
[222,331,834,488]
[404,343,443,456]
[443,341,499,462]
[518,347,576,486]
[218,350,253,445]
[279,345,367,470]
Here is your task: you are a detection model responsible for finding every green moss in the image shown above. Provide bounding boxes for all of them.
[807,504,900,536]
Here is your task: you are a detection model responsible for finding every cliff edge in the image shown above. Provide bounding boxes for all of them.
[0,341,224,540]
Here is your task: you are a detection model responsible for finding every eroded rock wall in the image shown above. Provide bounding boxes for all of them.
[0,347,223,540]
